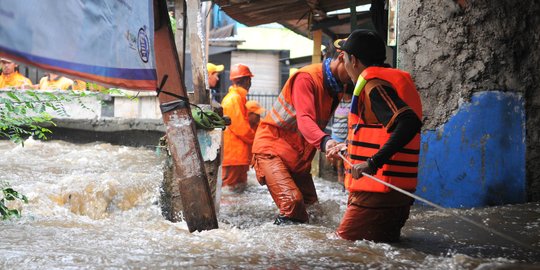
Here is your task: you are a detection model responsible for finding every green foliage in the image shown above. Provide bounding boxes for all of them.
[86,83,139,101]
[0,184,28,220]
[169,12,176,35]
[0,88,140,145]
[0,90,70,145]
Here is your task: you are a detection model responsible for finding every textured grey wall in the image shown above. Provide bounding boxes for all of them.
[398,0,540,201]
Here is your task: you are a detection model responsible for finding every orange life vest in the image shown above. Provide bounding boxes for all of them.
[252,63,339,172]
[345,67,422,193]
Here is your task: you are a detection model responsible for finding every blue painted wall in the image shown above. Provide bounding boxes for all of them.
[417,91,526,208]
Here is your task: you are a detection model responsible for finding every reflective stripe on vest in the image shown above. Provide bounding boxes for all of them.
[269,92,298,131]
[344,67,422,193]
[262,64,332,132]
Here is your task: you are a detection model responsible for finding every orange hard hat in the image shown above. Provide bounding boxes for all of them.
[230,63,254,80]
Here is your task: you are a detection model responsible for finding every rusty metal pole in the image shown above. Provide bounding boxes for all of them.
[154,0,218,232]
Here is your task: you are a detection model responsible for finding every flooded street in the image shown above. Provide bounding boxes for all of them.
[1,139,539,269]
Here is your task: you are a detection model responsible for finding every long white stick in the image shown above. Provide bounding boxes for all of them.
[338,152,537,251]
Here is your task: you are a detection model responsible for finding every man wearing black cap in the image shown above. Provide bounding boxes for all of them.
[327,29,423,242]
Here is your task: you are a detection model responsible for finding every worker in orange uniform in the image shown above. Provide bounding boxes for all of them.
[245,100,265,130]
[38,73,75,90]
[251,48,350,225]
[207,62,224,90]
[208,62,225,114]
[0,58,33,89]
[245,100,265,163]
[327,29,423,242]
[72,80,88,91]
[221,64,256,193]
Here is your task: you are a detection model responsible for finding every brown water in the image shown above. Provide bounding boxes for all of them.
[1,139,539,269]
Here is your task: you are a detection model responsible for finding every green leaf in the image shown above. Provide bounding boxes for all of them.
[7,92,21,102]
[0,187,28,220]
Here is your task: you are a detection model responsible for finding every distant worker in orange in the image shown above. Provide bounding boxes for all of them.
[251,46,350,225]
[207,62,224,90]
[38,73,75,90]
[208,62,225,113]
[221,64,256,193]
[0,58,33,89]
[72,79,87,91]
[245,100,265,130]
[245,100,265,162]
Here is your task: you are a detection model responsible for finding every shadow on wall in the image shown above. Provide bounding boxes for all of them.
[417,91,526,208]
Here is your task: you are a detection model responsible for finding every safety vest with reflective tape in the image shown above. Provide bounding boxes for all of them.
[252,63,339,172]
[345,67,422,193]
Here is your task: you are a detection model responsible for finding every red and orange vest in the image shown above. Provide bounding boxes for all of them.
[345,67,422,193]
[252,63,339,173]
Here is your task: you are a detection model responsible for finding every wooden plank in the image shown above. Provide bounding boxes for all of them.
[312,29,322,64]
[174,0,186,76]
[154,0,218,232]
[186,0,210,104]
[311,28,323,177]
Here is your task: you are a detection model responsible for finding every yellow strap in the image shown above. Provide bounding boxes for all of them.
[353,74,367,96]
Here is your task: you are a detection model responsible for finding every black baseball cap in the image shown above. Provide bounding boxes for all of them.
[334,29,386,66]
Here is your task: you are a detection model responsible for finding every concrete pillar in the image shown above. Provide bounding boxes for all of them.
[398,0,540,206]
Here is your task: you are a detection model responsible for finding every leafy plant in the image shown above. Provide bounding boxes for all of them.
[86,83,140,101]
[0,88,136,145]
[0,186,28,220]
[0,90,67,145]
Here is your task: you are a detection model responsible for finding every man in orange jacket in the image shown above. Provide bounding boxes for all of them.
[251,49,350,225]
[207,62,224,90]
[221,64,256,193]
[38,73,75,90]
[327,29,423,242]
[207,62,224,101]
[0,58,33,89]
[245,100,265,130]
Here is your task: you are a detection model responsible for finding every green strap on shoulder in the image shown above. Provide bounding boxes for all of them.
[353,74,367,96]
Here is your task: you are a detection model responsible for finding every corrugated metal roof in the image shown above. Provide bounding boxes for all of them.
[213,0,372,39]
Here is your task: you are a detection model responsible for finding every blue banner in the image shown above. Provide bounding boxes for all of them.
[0,0,157,90]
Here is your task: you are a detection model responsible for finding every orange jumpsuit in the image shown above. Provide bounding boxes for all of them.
[221,85,255,191]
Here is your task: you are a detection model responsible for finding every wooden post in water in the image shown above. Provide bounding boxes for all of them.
[186,0,210,104]
[153,0,218,232]
[311,29,323,177]
[311,29,322,64]
[174,0,186,77]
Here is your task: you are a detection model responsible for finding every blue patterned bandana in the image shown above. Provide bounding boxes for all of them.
[323,57,343,94]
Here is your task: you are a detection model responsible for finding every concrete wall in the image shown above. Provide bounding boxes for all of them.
[0,89,165,146]
[111,91,162,119]
[399,1,540,205]
[0,89,163,120]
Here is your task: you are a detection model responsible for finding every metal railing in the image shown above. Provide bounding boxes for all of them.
[214,92,278,114]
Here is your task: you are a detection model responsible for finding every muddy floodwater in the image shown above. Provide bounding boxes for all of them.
[1,139,539,269]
